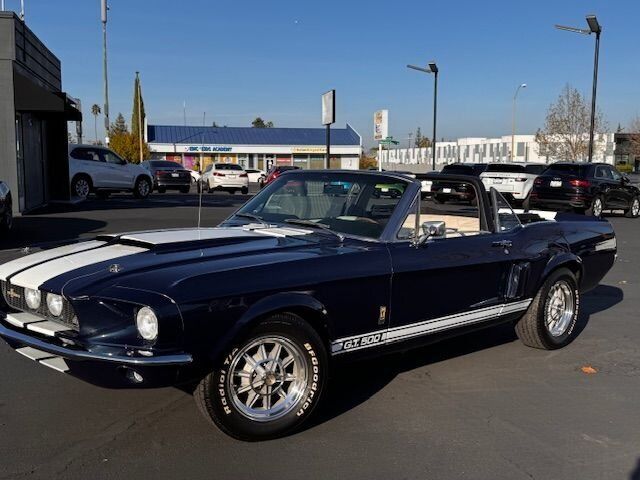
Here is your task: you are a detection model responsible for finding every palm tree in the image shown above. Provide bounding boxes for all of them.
[91,104,101,144]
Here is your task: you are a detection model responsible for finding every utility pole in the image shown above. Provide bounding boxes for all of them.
[511,83,527,162]
[136,71,143,162]
[101,0,110,144]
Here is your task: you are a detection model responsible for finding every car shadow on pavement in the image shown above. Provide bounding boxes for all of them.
[630,458,640,480]
[304,284,624,433]
[0,217,107,252]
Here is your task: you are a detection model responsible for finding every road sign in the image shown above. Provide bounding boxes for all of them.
[374,110,388,141]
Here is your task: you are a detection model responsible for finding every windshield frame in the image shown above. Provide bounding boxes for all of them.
[224,171,419,242]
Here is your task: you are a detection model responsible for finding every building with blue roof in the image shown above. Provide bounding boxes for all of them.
[146,124,362,172]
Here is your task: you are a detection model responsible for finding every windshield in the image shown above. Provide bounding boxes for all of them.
[215,163,244,170]
[232,173,410,239]
[544,164,588,176]
[150,161,182,169]
[486,164,526,173]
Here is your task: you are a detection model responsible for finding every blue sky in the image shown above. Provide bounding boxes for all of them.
[18,0,640,148]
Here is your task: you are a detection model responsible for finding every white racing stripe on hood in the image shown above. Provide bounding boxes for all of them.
[0,240,106,282]
[118,227,256,245]
[9,244,147,291]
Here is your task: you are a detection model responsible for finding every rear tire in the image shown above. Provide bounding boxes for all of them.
[625,196,640,218]
[515,268,580,350]
[71,174,92,199]
[585,195,603,217]
[180,186,190,194]
[433,195,445,204]
[194,313,327,441]
[157,186,166,194]
[241,187,249,195]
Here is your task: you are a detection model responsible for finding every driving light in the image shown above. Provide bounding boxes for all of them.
[136,307,158,341]
[25,288,41,309]
[46,293,63,317]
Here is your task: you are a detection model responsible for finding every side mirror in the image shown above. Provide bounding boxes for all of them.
[418,220,446,244]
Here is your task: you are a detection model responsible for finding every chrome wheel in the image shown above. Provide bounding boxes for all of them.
[545,280,575,337]
[74,178,90,198]
[228,336,308,422]
[592,197,602,217]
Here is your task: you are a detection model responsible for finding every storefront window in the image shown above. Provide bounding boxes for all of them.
[309,155,324,170]
[293,154,309,169]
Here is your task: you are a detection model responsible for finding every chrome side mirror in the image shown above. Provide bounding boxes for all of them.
[417,220,446,244]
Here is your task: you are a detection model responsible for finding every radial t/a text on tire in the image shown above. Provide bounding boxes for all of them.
[194,313,327,441]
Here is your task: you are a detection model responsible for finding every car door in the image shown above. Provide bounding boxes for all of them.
[70,147,109,187]
[607,166,632,208]
[387,185,524,347]
[592,165,616,208]
[100,149,135,188]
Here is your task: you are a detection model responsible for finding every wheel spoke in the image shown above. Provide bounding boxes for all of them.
[284,373,296,382]
[269,343,282,365]
[246,390,260,408]
[243,354,266,376]
[236,383,254,395]
[258,344,268,362]
[264,386,272,410]
[282,355,295,369]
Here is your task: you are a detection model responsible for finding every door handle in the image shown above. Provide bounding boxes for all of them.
[492,240,513,249]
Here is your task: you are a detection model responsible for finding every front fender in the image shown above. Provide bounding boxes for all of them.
[207,291,330,362]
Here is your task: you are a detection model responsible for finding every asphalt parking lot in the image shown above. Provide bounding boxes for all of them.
[0,188,639,480]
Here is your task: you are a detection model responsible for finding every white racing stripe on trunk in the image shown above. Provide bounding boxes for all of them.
[9,244,148,291]
[0,240,106,282]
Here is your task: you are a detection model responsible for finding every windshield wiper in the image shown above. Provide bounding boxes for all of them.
[234,212,269,227]
[284,219,344,242]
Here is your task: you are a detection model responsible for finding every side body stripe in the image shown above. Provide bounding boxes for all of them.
[331,299,532,355]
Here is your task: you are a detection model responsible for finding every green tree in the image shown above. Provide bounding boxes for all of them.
[251,117,274,128]
[110,113,128,136]
[108,113,149,163]
[414,127,431,148]
[131,73,146,140]
[91,104,101,144]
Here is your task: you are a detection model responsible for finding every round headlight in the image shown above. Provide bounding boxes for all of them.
[46,293,63,317]
[25,288,41,309]
[136,307,158,341]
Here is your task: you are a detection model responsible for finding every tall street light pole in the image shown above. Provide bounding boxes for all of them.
[101,0,110,144]
[511,83,527,162]
[407,61,438,171]
[556,14,602,162]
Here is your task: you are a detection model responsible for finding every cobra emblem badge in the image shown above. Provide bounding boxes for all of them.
[6,288,21,300]
[109,264,122,273]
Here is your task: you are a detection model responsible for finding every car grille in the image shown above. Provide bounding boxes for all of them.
[1,281,79,331]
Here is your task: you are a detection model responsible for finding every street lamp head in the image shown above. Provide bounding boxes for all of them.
[586,15,601,34]
[428,62,438,74]
[521,83,527,88]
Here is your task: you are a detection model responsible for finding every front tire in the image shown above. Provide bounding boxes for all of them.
[133,177,151,199]
[515,268,580,350]
[180,186,191,194]
[195,313,327,441]
[625,196,640,218]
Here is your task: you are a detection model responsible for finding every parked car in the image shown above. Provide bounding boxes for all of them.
[480,163,547,206]
[199,163,249,194]
[261,165,300,188]
[189,169,201,184]
[431,163,488,204]
[529,162,640,217]
[245,169,266,184]
[68,144,153,199]
[0,170,616,440]
[0,181,12,232]
[140,160,192,193]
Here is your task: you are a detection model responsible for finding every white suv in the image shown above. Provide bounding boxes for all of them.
[200,163,249,194]
[480,163,547,206]
[68,144,153,199]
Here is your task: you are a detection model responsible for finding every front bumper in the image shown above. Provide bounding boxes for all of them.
[0,314,193,388]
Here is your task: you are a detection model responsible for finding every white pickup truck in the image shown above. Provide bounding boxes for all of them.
[480,163,547,206]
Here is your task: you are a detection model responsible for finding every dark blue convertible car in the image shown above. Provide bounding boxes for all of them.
[0,170,616,440]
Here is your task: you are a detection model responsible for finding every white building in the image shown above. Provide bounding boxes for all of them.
[381,133,616,172]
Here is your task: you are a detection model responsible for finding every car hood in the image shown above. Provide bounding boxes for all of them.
[0,226,343,300]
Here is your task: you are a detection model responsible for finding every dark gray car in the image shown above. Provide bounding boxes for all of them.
[140,160,192,193]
